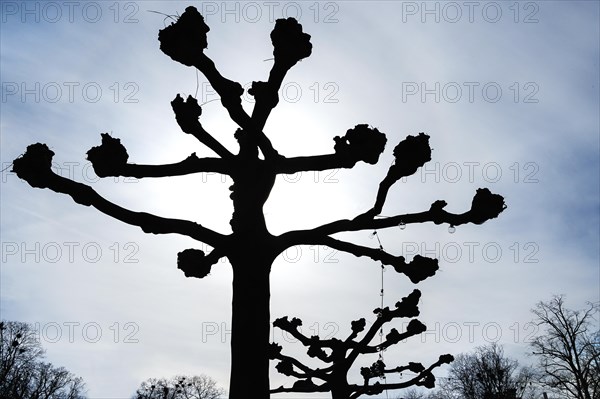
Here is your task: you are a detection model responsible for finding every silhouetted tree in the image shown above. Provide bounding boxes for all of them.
[270,290,453,398]
[12,6,506,398]
[0,321,86,398]
[437,343,536,399]
[133,374,224,399]
[396,388,427,399]
[530,296,600,399]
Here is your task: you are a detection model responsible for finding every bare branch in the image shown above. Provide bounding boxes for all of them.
[12,144,227,248]
[363,133,432,218]
[345,290,421,366]
[274,124,387,174]
[279,189,506,249]
[349,354,454,398]
[270,290,440,397]
[86,133,231,178]
[274,153,354,174]
[307,236,439,283]
[358,320,427,354]
[270,380,329,394]
[269,343,330,387]
[110,156,229,178]
[530,296,599,398]
[272,317,338,363]
[193,53,279,159]
[170,94,234,159]
[271,352,320,380]
[250,18,312,131]
[272,317,311,347]
[157,6,278,159]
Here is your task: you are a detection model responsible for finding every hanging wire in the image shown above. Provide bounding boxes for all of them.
[146,10,179,26]
[371,230,389,399]
[195,68,200,98]
[0,162,15,173]
[2,150,27,174]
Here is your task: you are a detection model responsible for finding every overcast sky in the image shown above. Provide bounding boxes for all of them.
[1,1,599,398]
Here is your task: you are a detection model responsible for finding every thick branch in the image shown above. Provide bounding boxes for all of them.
[251,17,312,131]
[364,133,432,218]
[271,352,321,380]
[170,94,234,159]
[274,125,387,174]
[279,189,506,250]
[309,236,439,283]
[49,173,225,246]
[86,133,231,178]
[368,174,397,217]
[316,236,397,263]
[193,54,278,159]
[270,381,329,394]
[274,154,355,174]
[188,127,234,159]
[272,317,311,346]
[106,154,229,178]
[249,65,286,132]
[12,145,226,247]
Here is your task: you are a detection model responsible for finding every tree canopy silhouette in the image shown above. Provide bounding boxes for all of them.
[0,321,86,398]
[530,296,600,399]
[133,374,225,399]
[437,342,537,399]
[270,289,454,398]
[12,6,506,398]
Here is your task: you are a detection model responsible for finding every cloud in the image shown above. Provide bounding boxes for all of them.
[1,1,598,397]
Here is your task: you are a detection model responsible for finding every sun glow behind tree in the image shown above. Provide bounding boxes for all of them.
[1,1,598,397]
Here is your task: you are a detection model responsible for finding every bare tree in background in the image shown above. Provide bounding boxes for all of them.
[438,343,537,399]
[133,374,225,399]
[12,6,506,398]
[270,289,454,397]
[530,296,600,399]
[395,388,427,399]
[0,321,86,399]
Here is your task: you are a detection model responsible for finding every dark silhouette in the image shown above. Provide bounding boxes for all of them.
[133,374,225,399]
[530,296,600,399]
[435,343,537,399]
[396,388,430,399]
[12,6,506,398]
[0,321,86,398]
[270,289,454,398]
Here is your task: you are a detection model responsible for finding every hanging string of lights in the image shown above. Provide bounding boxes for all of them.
[370,229,390,399]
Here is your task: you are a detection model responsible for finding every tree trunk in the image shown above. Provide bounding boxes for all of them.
[331,385,352,399]
[330,368,351,399]
[228,253,273,399]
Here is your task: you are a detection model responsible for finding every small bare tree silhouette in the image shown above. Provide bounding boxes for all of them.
[12,6,505,398]
[270,289,454,398]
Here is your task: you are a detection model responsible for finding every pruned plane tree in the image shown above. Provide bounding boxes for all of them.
[270,289,455,398]
[12,6,506,399]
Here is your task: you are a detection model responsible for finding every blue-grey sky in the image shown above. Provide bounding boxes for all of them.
[1,1,599,398]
